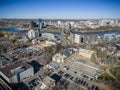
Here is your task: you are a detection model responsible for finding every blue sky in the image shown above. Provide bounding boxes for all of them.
[0,0,120,19]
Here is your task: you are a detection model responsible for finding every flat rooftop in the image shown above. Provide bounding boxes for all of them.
[0,61,32,78]
[48,62,60,68]
[79,49,94,54]
[53,53,66,59]
[43,76,55,87]
[70,62,99,77]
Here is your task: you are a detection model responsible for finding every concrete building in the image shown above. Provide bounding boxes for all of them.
[45,40,56,45]
[99,19,115,26]
[0,57,8,68]
[47,62,60,70]
[115,34,120,41]
[103,33,120,41]
[0,61,34,83]
[79,49,94,59]
[38,19,43,30]
[74,33,81,44]
[31,21,37,28]
[70,62,99,80]
[52,53,67,63]
[35,76,55,90]
[70,30,82,44]
[42,33,55,40]
[103,33,115,41]
[28,30,39,39]
[115,51,120,57]
[52,49,73,63]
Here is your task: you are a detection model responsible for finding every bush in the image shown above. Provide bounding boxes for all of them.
[91,53,97,62]
[110,67,120,81]
[99,73,112,80]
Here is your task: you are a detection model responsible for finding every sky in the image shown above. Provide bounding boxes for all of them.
[0,0,120,19]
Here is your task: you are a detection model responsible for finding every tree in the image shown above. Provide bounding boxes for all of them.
[100,73,112,80]
[97,48,107,59]
[102,50,107,58]
[97,48,102,58]
[45,44,62,55]
[90,44,97,50]
[91,53,97,62]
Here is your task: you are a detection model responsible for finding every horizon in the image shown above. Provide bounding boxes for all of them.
[0,0,120,19]
[0,18,120,20]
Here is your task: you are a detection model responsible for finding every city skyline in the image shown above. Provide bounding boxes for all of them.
[0,0,120,19]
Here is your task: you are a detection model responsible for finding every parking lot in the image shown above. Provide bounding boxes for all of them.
[28,76,41,89]
[52,53,103,90]
[56,70,103,90]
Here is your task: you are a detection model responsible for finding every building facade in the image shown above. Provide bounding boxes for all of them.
[42,33,55,40]
[0,61,34,83]
[28,30,39,39]
[52,49,73,63]
[70,30,82,44]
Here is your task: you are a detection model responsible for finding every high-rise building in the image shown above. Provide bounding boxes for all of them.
[38,19,43,30]
[31,21,37,28]
[38,19,43,36]
[74,34,81,44]
[70,30,81,44]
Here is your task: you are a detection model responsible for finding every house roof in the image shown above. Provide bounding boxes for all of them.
[59,49,72,56]
[48,62,60,68]
[53,53,66,59]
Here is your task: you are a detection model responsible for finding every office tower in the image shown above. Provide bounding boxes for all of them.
[31,21,37,28]
[38,19,43,36]
[38,19,42,30]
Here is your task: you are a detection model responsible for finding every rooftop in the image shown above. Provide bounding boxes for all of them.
[53,53,66,59]
[79,48,94,54]
[59,49,73,56]
[0,61,32,78]
[50,74,62,83]
[0,57,8,65]
[48,62,60,68]
[43,76,55,87]
[70,62,99,77]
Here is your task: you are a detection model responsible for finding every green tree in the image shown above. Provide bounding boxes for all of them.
[100,73,112,80]
[97,48,102,58]
[97,48,107,59]
[102,50,107,58]
[91,53,97,62]
[90,44,97,50]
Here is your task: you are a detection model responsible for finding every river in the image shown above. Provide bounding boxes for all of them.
[0,27,120,36]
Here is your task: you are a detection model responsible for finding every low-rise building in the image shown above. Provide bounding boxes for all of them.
[52,49,73,63]
[69,61,99,80]
[28,30,39,39]
[0,57,8,68]
[79,48,94,59]
[45,40,56,45]
[52,53,66,63]
[0,61,34,83]
[42,33,55,40]
[115,51,120,57]
[47,62,60,70]
[35,76,55,90]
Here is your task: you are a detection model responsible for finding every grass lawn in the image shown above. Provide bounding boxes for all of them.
[110,67,120,81]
